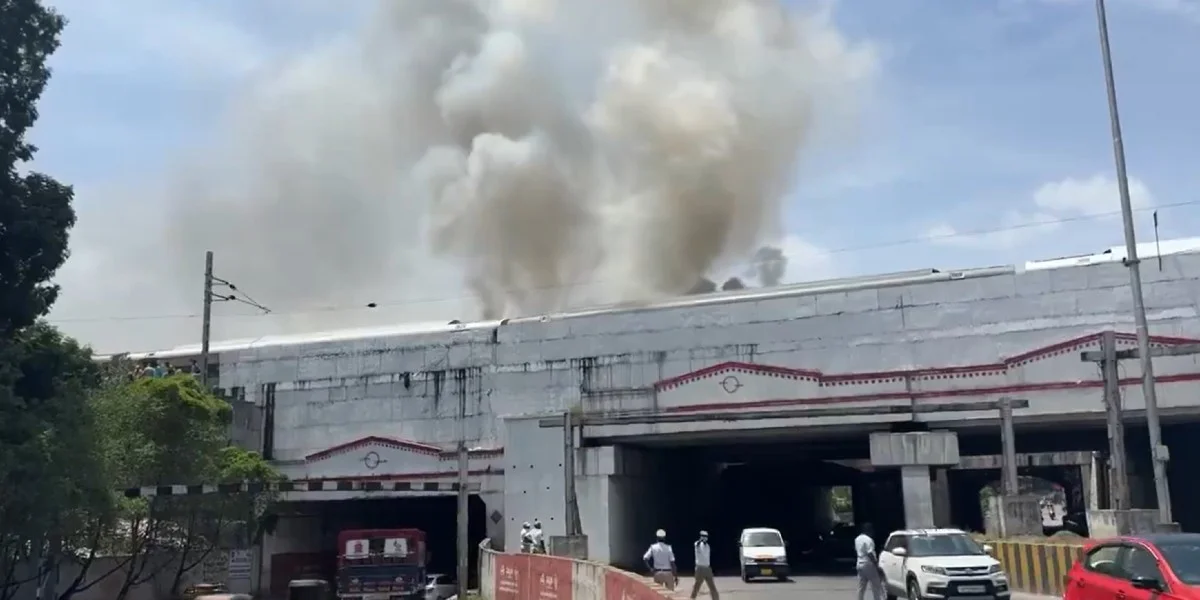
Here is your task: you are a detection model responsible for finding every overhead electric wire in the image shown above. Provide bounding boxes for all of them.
[46,198,1199,325]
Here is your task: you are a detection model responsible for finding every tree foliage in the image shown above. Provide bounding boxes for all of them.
[0,3,88,596]
[73,376,279,600]
[0,0,74,337]
[1,3,282,599]
[0,324,107,600]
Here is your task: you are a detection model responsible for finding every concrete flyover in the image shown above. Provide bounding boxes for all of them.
[107,242,1200,593]
[478,540,1062,599]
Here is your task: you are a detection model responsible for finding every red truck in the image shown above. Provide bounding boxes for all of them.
[336,529,427,600]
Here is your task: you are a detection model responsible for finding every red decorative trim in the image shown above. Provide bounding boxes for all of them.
[663,372,1200,413]
[291,468,503,482]
[653,331,1198,391]
[304,436,442,461]
[305,436,505,463]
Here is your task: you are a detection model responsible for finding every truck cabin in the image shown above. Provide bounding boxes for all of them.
[337,529,427,600]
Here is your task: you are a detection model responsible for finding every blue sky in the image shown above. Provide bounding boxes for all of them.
[31,0,1200,351]
[785,0,1200,276]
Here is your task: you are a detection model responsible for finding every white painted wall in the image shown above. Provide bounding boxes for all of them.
[219,254,1200,463]
[215,253,1200,563]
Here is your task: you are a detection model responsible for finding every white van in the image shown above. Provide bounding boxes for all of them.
[737,527,788,582]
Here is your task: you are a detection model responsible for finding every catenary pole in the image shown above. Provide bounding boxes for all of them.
[1094,0,1171,523]
[200,250,214,388]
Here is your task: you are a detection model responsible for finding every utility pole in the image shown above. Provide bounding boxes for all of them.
[562,410,581,537]
[456,376,470,600]
[1094,0,1171,524]
[998,397,1019,496]
[1100,331,1131,509]
[201,250,214,388]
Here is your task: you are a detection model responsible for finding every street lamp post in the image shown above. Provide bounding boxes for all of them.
[1093,0,1172,524]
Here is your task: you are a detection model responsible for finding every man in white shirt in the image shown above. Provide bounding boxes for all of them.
[519,522,533,553]
[530,519,545,554]
[643,529,677,590]
[690,530,718,599]
[855,523,883,600]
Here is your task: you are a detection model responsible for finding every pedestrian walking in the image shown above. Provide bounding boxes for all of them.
[643,529,677,590]
[690,530,719,599]
[855,523,884,600]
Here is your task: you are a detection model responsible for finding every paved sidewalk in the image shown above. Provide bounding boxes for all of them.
[1012,593,1059,600]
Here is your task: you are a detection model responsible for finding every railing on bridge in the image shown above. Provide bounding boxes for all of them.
[121,479,480,498]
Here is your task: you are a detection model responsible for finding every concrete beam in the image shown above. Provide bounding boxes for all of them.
[540,399,1030,428]
[870,431,960,467]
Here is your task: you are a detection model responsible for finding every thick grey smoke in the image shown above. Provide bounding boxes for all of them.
[753,246,789,287]
[54,0,876,351]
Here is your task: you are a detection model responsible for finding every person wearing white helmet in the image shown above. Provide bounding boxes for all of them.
[519,522,533,553]
[530,519,545,554]
[691,530,718,600]
[643,529,677,590]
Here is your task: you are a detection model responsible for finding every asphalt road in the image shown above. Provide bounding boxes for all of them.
[675,574,1056,599]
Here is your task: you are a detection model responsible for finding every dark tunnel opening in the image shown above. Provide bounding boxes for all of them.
[640,449,907,577]
[603,421,1200,577]
[310,495,488,587]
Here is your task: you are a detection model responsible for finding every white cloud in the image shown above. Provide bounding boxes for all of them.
[923,211,1060,250]
[1032,174,1154,217]
[926,174,1153,250]
[780,235,839,283]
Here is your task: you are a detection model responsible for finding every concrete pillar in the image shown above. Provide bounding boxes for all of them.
[1079,462,1099,512]
[901,466,935,529]
[930,468,952,527]
[481,492,505,548]
[851,481,869,527]
[813,488,835,530]
[870,432,960,530]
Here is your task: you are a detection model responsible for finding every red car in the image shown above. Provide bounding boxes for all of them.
[1065,533,1200,599]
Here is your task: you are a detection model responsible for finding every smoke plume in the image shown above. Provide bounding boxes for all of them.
[753,246,789,287]
[54,0,876,351]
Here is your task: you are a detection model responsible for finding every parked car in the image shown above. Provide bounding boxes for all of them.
[877,528,1010,599]
[1064,533,1200,599]
[737,527,789,582]
[425,573,457,600]
[182,583,227,600]
[287,578,333,600]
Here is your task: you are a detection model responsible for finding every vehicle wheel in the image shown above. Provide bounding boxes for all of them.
[906,576,922,600]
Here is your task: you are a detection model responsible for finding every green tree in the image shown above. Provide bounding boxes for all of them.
[0,324,107,600]
[162,447,281,597]
[0,1,82,595]
[73,376,281,600]
[0,0,74,337]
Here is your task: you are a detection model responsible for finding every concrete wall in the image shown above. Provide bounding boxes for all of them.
[479,540,673,600]
[219,254,1200,566]
[989,540,1086,597]
[219,253,1200,460]
[229,396,262,451]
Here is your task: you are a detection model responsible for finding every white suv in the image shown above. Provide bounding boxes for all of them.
[877,529,1010,599]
